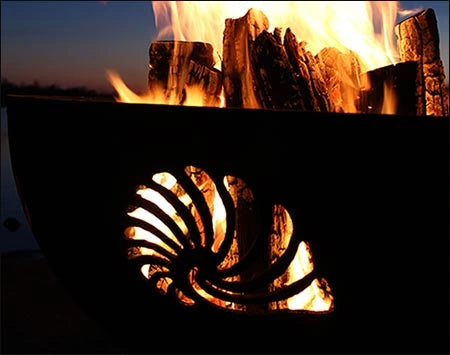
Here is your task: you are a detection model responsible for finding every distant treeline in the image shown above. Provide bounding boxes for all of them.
[1,78,113,106]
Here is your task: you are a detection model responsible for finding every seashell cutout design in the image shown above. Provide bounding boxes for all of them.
[124,166,334,314]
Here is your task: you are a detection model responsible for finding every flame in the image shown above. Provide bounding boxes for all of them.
[211,185,227,252]
[381,80,397,114]
[106,70,167,104]
[286,242,334,311]
[268,207,333,312]
[106,70,210,106]
[153,1,400,72]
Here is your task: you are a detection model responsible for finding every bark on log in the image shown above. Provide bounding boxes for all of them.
[148,41,222,106]
[395,8,449,117]
[316,47,362,113]
[222,8,269,109]
[284,28,332,112]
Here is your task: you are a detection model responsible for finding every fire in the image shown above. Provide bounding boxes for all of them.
[127,167,333,312]
[285,242,334,311]
[268,206,334,312]
[106,70,208,106]
[106,70,166,104]
[153,1,399,72]
[108,1,404,111]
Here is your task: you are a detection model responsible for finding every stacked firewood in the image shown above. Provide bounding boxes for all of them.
[148,8,448,117]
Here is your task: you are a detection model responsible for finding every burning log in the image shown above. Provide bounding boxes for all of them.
[284,28,332,112]
[358,62,417,115]
[148,41,222,106]
[222,8,269,108]
[250,28,306,110]
[223,9,334,112]
[395,8,449,117]
[316,47,362,113]
[141,7,448,117]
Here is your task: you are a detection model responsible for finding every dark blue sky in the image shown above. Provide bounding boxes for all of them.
[1,1,449,93]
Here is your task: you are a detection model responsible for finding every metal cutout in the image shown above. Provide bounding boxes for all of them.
[125,166,333,314]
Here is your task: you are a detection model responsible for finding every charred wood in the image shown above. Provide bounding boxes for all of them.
[284,28,332,112]
[250,29,306,110]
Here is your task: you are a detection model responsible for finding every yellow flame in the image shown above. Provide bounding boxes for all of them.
[286,242,334,311]
[182,84,207,107]
[127,207,183,251]
[137,187,189,236]
[211,185,227,252]
[153,1,400,72]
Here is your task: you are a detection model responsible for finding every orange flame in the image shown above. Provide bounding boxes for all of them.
[106,70,212,106]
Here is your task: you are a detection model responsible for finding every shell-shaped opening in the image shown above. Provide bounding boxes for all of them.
[125,165,334,314]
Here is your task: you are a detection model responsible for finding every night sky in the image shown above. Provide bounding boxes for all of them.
[1,1,449,93]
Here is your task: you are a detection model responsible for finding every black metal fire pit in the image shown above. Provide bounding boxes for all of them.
[6,95,449,353]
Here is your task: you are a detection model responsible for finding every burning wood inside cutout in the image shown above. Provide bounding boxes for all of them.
[124,166,334,314]
[107,2,448,117]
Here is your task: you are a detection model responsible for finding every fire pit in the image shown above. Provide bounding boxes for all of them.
[7,94,448,353]
[5,1,450,353]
